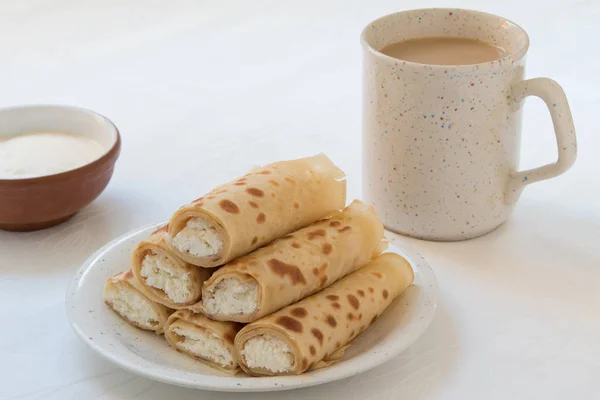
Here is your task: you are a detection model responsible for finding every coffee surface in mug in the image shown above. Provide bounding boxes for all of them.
[380,36,506,65]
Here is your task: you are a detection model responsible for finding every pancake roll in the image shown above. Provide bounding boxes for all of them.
[200,200,386,323]
[168,154,346,267]
[104,270,174,333]
[132,225,212,309]
[164,309,243,373]
[234,253,414,376]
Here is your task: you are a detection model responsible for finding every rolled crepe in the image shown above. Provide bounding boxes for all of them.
[104,270,174,333]
[234,253,414,376]
[164,309,243,372]
[200,200,386,323]
[167,154,346,267]
[132,225,213,309]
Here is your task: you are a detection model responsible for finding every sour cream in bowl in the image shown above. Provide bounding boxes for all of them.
[0,131,106,179]
[0,105,121,231]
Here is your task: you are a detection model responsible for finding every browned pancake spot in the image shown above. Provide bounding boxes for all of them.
[328,336,332,342]
[124,270,134,279]
[192,196,204,203]
[207,195,215,200]
[371,272,383,279]
[251,236,258,245]
[246,187,264,197]
[307,229,326,240]
[331,302,341,310]
[215,189,228,194]
[329,221,341,227]
[256,212,266,224]
[347,312,354,321]
[293,201,300,209]
[248,201,259,208]
[357,290,365,298]
[284,177,296,185]
[368,287,374,293]
[326,295,339,301]
[371,315,378,325]
[347,294,360,310]
[383,289,389,299]
[336,341,341,347]
[291,242,301,249]
[234,182,245,186]
[325,315,337,328]
[319,274,328,287]
[338,226,352,233]
[311,328,324,345]
[290,307,307,318]
[302,358,308,370]
[322,243,333,255]
[268,180,280,187]
[219,199,240,214]
[309,345,316,356]
[258,170,271,175]
[358,313,363,320]
[275,316,303,333]
[313,262,328,287]
[267,259,306,285]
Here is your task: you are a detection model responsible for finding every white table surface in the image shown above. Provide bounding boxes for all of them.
[1,0,598,399]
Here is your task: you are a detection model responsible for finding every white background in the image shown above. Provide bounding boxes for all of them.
[1,0,598,399]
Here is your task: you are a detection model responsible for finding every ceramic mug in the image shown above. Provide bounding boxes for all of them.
[361,8,577,240]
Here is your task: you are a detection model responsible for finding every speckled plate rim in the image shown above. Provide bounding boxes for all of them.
[66,222,438,392]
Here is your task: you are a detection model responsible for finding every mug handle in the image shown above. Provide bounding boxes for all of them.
[505,78,577,204]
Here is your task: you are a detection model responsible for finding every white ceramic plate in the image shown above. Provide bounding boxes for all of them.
[66,222,438,392]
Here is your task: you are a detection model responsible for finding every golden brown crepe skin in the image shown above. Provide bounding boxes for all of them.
[131,225,212,309]
[234,253,414,376]
[103,270,174,333]
[167,154,346,267]
[200,200,386,322]
[164,309,244,373]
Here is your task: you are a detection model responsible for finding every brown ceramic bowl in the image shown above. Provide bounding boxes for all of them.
[0,105,121,231]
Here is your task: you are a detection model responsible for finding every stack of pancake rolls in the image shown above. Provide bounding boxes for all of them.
[104,154,414,376]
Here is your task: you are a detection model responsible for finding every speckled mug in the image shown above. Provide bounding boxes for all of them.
[361,9,577,240]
